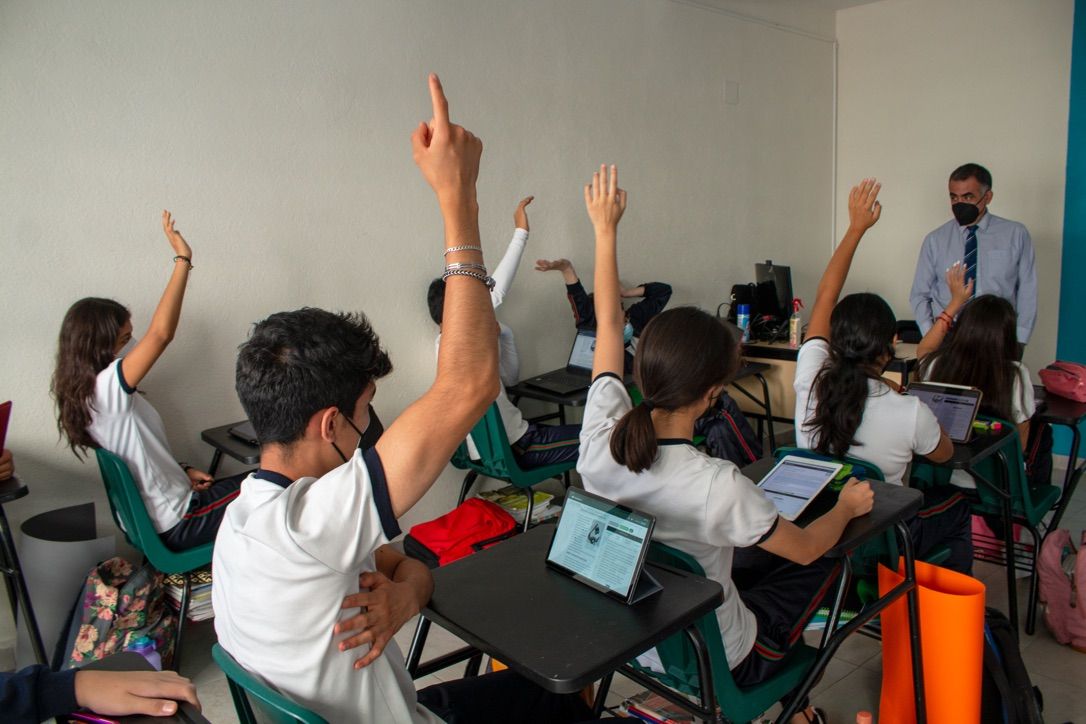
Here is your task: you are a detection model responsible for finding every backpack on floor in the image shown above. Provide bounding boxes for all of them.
[980,607,1044,724]
[694,393,763,466]
[1038,528,1086,651]
[61,557,177,670]
[404,498,517,568]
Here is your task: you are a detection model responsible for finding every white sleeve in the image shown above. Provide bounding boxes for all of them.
[1011,363,1036,424]
[95,359,136,414]
[284,448,400,573]
[703,466,779,548]
[793,339,829,435]
[579,375,632,448]
[912,398,943,456]
[489,229,528,309]
[498,323,520,387]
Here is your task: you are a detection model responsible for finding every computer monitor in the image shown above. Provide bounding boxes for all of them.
[755,260,793,320]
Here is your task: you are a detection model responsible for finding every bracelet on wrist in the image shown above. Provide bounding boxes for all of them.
[173,255,193,270]
[444,262,488,274]
[444,245,483,256]
[441,268,496,290]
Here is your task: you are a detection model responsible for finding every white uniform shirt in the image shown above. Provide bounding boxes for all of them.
[794,339,942,485]
[212,449,440,723]
[576,374,779,666]
[87,358,192,532]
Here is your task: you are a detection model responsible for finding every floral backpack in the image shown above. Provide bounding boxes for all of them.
[62,557,177,669]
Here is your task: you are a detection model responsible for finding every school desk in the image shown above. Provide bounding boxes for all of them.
[76,651,211,724]
[1033,384,1086,530]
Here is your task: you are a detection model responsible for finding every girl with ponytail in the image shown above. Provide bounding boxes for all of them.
[795,179,972,573]
[576,165,873,724]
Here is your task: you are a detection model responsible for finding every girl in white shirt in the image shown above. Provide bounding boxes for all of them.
[795,180,973,573]
[51,211,243,551]
[577,165,873,724]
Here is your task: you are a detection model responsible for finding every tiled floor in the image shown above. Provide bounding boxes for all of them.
[4,474,1085,722]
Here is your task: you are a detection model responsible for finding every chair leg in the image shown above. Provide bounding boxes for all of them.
[1024,523,1041,636]
[406,616,432,677]
[173,572,191,671]
[464,651,484,677]
[522,487,535,532]
[0,505,47,665]
[226,677,258,724]
[457,472,479,506]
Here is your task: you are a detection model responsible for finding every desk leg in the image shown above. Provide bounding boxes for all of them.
[996,450,1019,635]
[207,449,223,478]
[683,624,722,724]
[406,617,432,677]
[0,505,47,665]
[1049,426,1081,530]
[756,372,776,453]
[592,672,614,717]
[898,520,927,724]
[819,564,851,652]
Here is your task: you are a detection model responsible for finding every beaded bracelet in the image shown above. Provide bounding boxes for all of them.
[173,255,193,270]
[444,244,484,256]
[937,311,955,329]
[442,267,496,290]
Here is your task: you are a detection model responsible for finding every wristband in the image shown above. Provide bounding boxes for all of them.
[444,262,488,274]
[173,255,193,270]
[443,245,483,256]
[937,311,954,329]
[441,268,496,290]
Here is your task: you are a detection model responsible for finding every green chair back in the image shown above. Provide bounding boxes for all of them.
[631,541,816,723]
[967,418,1061,527]
[450,403,577,490]
[94,448,212,574]
[212,643,327,724]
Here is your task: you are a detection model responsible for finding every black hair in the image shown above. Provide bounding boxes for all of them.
[610,307,741,473]
[235,307,392,446]
[918,294,1019,421]
[427,278,445,326]
[52,297,132,458]
[805,292,897,459]
[949,163,992,192]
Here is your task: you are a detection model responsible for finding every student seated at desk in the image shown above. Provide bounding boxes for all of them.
[212,75,592,724]
[794,179,973,574]
[576,164,873,724]
[51,212,243,551]
[916,270,1048,488]
[428,195,580,468]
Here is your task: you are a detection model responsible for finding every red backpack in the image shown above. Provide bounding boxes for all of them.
[1037,529,1086,651]
[1039,361,1086,402]
[404,498,517,567]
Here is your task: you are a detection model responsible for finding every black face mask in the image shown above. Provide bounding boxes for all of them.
[952,202,981,226]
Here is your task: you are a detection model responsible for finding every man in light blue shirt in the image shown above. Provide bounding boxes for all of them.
[909,163,1037,344]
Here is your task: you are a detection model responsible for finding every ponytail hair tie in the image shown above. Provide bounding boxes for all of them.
[642,399,655,412]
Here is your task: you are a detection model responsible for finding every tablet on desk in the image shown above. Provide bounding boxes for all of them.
[906,382,983,443]
[545,488,662,604]
[757,455,843,521]
[227,420,259,446]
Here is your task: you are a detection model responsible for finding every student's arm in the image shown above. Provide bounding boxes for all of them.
[0,449,12,480]
[375,75,498,518]
[807,179,882,341]
[758,479,874,564]
[120,211,194,389]
[1014,227,1038,344]
[335,544,434,668]
[916,262,973,359]
[534,257,579,285]
[488,196,533,309]
[625,281,672,334]
[587,164,628,380]
[922,433,954,464]
[909,235,939,336]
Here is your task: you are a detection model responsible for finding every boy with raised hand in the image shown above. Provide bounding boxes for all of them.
[213,75,591,724]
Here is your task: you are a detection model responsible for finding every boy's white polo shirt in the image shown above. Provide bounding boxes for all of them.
[576,374,779,668]
[794,338,942,485]
[87,358,192,532]
[212,448,440,723]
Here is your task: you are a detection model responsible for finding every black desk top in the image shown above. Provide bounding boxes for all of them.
[79,652,210,723]
[740,457,923,557]
[0,474,28,505]
[424,524,724,694]
[1034,385,1086,426]
[933,427,1016,471]
[200,421,261,465]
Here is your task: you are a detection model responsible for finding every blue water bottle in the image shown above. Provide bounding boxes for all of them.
[736,303,751,343]
[127,635,162,670]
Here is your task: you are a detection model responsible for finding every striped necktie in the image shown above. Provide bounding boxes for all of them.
[963,224,979,296]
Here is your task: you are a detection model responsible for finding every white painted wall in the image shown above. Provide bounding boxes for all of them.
[0,0,835,534]
[835,0,1073,374]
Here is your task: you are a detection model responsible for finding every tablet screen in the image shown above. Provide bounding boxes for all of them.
[906,384,981,442]
[546,488,653,599]
[757,456,842,521]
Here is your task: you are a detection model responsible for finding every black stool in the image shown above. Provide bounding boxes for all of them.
[0,476,47,665]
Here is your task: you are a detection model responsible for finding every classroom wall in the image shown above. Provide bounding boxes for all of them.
[835,0,1074,377]
[0,0,836,534]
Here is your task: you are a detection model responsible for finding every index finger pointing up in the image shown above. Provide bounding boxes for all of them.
[428,73,449,128]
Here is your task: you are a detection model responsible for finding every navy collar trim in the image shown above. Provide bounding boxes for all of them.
[252,469,294,489]
[658,438,694,447]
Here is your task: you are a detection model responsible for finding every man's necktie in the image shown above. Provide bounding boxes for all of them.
[963,224,978,296]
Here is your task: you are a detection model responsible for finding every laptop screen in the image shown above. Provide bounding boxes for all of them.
[906,383,982,442]
[546,488,654,599]
[568,330,597,371]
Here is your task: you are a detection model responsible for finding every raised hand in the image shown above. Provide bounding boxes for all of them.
[847,178,882,233]
[513,196,534,231]
[161,210,192,260]
[584,164,627,231]
[410,74,482,202]
[946,261,975,307]
[534,258,571,273]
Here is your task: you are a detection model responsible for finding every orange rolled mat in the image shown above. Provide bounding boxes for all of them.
[878,560,986,724]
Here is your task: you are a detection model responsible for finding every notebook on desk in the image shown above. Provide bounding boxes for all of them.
[522,329,598,395]
[906,382,983,443]
[546,487,662,605]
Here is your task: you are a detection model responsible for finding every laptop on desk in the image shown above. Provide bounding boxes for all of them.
[523,329,598,395]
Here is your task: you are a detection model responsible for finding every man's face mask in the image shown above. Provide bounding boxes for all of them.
[952,202,981,226]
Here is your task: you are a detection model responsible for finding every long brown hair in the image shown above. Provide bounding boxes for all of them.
[610,307,741,473]
[51,298,130,458]
[917,294,1019,421]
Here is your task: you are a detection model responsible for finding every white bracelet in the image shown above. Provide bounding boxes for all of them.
[442,268,496,290]
[444,245,483,256]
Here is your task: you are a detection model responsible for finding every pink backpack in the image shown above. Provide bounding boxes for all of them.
[1039,361,1086,402]
[1037,529,1086,651]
